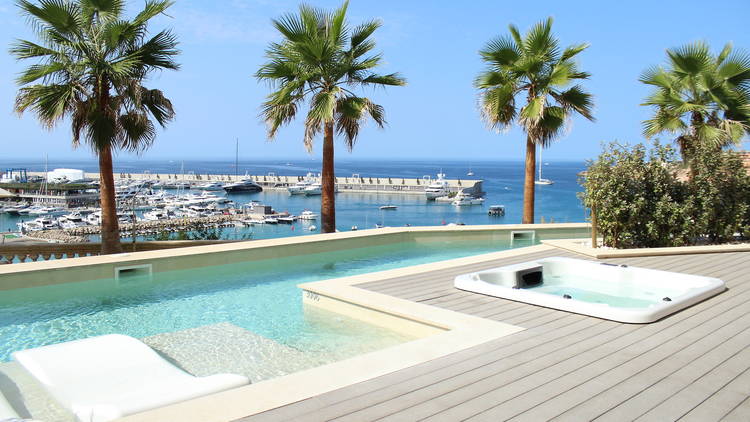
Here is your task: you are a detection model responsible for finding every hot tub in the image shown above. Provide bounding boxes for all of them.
[454,257,726,323]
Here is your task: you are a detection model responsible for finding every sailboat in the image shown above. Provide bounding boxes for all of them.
[466,165,474,176]
[534,145,554,185]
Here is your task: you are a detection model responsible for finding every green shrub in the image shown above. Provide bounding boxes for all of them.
[687,145,750,243]
[580,142,692,248]
[581,141,750,248]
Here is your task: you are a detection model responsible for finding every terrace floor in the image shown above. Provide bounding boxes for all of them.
[239,245,750,422]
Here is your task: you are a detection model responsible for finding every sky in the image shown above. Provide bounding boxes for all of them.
[0,0,749,163]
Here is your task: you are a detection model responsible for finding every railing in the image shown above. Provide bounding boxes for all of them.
[0,240,233,264]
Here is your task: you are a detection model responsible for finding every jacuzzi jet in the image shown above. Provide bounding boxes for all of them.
[663,297,672,302]
[563,294,572,299]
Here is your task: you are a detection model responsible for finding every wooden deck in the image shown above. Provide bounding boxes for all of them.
[239,247,750,422]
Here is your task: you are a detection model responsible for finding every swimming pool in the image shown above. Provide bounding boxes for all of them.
[0,237,530,370]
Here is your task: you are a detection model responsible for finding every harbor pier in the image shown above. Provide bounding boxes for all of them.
[28,172,484,196]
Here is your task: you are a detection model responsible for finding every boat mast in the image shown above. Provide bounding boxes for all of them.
[538,145,542,182]
[43,153,48,197]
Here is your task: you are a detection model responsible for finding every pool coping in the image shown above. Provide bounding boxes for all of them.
[115,245,560,422]
[543,238,750,258]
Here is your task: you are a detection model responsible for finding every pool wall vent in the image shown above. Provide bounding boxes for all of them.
[114,264,153,286]
[510,230,536,246]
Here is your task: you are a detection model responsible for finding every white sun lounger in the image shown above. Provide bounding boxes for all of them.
[12,334,250,422]
[0,390,20,421]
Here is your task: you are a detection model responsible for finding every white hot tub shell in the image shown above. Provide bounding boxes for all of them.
[454,257,726,323]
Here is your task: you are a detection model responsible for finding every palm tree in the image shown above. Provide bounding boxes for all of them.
[476,17,594,224]
[11,0,179,254]
[641,41,750,173]
[256,1,405,233]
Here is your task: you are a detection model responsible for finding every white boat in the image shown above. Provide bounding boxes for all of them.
[452,192,485,206]
[298,210,318,220]
[535,145,554,185]
[143,209,174,221]
[303,183,322,196]
[434,195,454,203]
[29,206,65,216]
[18,217,58,231]
[424,172,450,200]
[287,173,316,195]
[196,181,225,191]
[379,205,397,210]
[59,219,88,229]
[3,205,28,216]
[263,217,278,224]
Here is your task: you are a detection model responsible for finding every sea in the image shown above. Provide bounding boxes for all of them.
[0,159,589,240]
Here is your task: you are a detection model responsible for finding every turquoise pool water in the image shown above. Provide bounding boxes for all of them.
[0,237,531,365]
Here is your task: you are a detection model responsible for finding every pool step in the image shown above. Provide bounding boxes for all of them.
[143,322,318,383]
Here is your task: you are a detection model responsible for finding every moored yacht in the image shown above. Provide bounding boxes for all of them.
[223,179,263,193]
[424,172,450,200]
[303,182,322,196]
[451,191,485,206]
[298,210,318,220]
[287,173,316,195]
[196,181,225,191]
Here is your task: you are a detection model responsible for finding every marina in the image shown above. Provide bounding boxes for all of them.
[0,160,585,243]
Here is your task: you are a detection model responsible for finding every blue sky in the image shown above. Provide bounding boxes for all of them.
[0,0,749,162]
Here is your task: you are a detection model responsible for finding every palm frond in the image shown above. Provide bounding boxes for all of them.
[552,85,594,121]
[335,95,384,151]
[667,41,712,77]
[80,0,124,24]
[350,19,380,50]
[17,0,83,40]
[479,84,517,130]
[15,83,76,127]
[479,35,520,66]
[523,17,558,59]
[358,72,406,87]
[117,110,155,152]
[132,0,173,26]
[561,42,589,61]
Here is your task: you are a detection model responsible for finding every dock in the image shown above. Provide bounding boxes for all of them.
[27,214,261,243]
[27,172,485,196]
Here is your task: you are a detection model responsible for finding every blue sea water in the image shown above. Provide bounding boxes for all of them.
[0,159,588,240]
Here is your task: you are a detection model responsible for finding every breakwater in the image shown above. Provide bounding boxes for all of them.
[28,172,484,196]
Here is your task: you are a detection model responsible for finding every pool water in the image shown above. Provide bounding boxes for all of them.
[0,238,528,366]
[534,274,688,308]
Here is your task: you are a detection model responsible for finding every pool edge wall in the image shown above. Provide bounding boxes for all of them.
[0,223,591,291]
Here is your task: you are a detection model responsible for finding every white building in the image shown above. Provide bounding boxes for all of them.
[47,168,86,183]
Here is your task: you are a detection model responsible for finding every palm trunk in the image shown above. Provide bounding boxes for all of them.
[522,135,536,224]
[321,122,336,233]
[99,145,123,254]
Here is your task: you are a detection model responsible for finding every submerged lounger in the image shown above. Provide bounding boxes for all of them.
[12,334,250,422]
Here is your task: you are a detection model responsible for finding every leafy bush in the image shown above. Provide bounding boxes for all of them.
[686,145,750,243]
[580,141,750,248]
